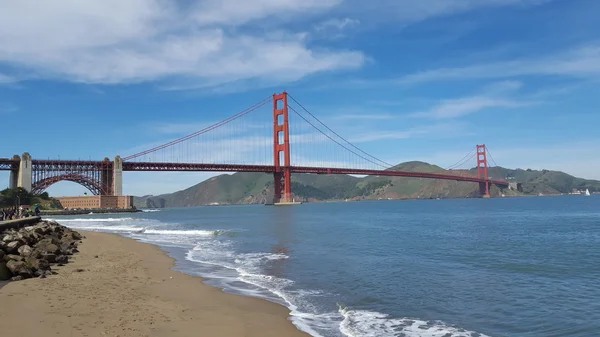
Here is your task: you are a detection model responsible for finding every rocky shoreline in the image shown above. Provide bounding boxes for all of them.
[0,219,82,281]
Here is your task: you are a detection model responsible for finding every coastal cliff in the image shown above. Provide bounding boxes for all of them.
[0,219,82,281]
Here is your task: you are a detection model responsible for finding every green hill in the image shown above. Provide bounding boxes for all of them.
[134,162,600,208]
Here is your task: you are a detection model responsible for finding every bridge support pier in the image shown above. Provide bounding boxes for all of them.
[479,182,490,198]
[17,152,32,192]
[9,155,19,189]
[113,155,123,196]
[100,157,113,196]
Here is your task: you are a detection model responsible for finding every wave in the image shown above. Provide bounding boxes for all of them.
[142,209,161,212]
[45,217,135,222]
[185,243,342,337]
[67,225,146,233]
[141,229,228,237]
[339,307,490,337]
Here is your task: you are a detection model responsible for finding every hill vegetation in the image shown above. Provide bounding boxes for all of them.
[0,188,62,210]
[134,162,600,208]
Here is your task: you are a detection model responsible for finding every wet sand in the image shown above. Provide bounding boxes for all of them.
[0,230,310,337]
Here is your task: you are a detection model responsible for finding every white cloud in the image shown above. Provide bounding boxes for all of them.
[341,0,548,24]
[314,17,360,38]
[349,121,470,142]
[193,0,342,26]
[0,0,364,87]
[0,73,14,84]
[316,18,360,31]
[398,44,600,84]
[409,96,535,119]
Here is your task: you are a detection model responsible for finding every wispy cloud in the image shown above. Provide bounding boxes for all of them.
[315,18,360,31]
[0,0,364,88]
[409,96,536,119]
[331,113,395,120]
[0,103,18,114]
[0,73,14,84]
[398,44,600,85]
[313,17,360,39]
[149,122,216,135]
[349,121,469,142]
[340,0,548,25]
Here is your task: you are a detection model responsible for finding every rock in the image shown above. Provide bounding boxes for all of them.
[4,254,23,262]
[5,241,22,254]
[6,260,32,279]
[55,255,69,264]
[2,234,16,243]
[17,245,33,257]
[35,240,60,255]
[0,219,83,282]
[27,257,51,272]
[42,253,57,263]
[0,262,12,281]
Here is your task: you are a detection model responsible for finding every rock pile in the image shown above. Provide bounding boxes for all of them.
[0,220,82,281]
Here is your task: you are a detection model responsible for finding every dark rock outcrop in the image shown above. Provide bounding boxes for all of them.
[0,220,83,281]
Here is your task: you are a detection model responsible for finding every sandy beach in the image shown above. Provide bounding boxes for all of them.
[0,230,310,337]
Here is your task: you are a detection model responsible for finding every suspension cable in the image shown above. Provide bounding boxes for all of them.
[123,96,272,161]
[288,94,396,169]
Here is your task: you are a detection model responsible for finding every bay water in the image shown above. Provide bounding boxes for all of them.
[47,195,600,336]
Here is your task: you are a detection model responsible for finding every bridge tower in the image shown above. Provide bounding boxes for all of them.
[272,92,292,204]
[476,144,490,198]
[17,152,33,192]
[113,155,123,196]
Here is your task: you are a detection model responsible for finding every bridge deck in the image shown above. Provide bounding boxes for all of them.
[121,162,508,186]
[0,159,508,186]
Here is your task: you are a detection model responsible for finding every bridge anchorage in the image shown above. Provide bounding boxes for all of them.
[1,91,508,202]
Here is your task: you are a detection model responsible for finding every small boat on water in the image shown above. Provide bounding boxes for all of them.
[584,189,591,196]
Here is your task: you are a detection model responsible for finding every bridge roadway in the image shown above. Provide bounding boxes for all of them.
[120,162,508,186]
[0,159,508,187]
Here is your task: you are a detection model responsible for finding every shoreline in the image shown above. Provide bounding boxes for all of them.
[40,208,142,216]
[0,229,311,337]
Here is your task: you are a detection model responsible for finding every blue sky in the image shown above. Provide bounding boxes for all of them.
[1,0,599,196]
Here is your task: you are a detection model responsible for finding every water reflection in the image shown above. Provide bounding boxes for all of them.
[264,206,298,278]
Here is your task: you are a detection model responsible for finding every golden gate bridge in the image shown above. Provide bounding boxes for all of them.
[0,92,508,203]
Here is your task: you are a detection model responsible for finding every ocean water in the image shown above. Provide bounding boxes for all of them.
[46,195,600,337]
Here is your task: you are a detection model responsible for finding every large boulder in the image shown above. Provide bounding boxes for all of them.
[34,239,60,255]
[3,254,23,262]
[6,260,32,279]
[17,245,33,257]
[27,257,51,272]
[5,241,22,254]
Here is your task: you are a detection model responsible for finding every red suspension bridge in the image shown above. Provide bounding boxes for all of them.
[1,92,508,202]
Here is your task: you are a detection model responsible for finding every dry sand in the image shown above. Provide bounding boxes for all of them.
[0,230,311,337]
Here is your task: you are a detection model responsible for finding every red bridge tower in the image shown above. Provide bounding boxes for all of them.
[272,92,292,204]
[476,144,490,198]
